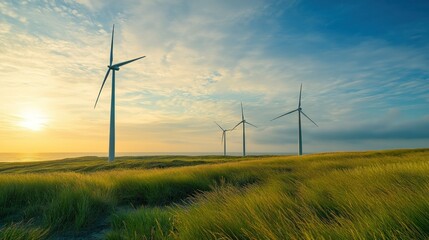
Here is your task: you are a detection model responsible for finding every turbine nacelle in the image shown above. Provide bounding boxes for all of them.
[108,65,120,71]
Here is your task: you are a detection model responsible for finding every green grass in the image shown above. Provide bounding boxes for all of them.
[0,149,428,239]
[106,207,173,240]
[0,221,48,240]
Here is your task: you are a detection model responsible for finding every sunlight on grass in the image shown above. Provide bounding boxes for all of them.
[0,149,428,239]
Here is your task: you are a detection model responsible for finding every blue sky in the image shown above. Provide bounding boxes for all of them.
[0,0,428,153]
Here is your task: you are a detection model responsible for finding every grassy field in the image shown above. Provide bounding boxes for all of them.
[0,149,428,239]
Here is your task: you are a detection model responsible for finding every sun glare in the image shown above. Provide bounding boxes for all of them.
[19,110,47,131]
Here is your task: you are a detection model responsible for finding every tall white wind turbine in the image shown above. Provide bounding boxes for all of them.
[94,25,145,162]
[233,103,257,157]
[215,122,232,157]
[271,84,318,156]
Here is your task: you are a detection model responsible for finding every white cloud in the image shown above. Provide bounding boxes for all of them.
[73,0,105,11]
[0,1,27,23]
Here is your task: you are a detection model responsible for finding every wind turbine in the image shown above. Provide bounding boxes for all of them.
[233,102,257,157]
[271,84,318,156]
[94,24,145,162]
[215,122,232,157]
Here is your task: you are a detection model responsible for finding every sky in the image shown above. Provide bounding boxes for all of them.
[0,0,428,154]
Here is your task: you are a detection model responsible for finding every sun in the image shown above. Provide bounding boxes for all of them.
[19,110,47,131]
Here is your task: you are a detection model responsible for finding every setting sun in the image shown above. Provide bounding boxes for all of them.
[19,110,47,131]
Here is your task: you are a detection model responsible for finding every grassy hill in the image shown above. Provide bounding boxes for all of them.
[0,149,428,239]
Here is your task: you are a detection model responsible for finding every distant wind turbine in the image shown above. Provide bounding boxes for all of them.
[271,84,318,156]
[94,24,145,162]
[215,122,232,157]
[233,103,257,157]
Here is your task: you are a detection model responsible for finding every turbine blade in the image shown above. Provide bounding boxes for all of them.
[110,24,114,66]
[241,102,244,120]
[214,121,224,131]
[94,69,111,108]
[298,83,302,108]
[301,110,318,127]
[113,56,146,68]
[221,132,224,144]
[246,121,257,128]
[232,120,244,130]
[271,109,298,121]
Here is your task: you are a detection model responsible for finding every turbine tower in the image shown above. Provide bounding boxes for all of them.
[94,24,145,162]
[271,84,318,156]
[215,122,232,157]
[233,102,257,157]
